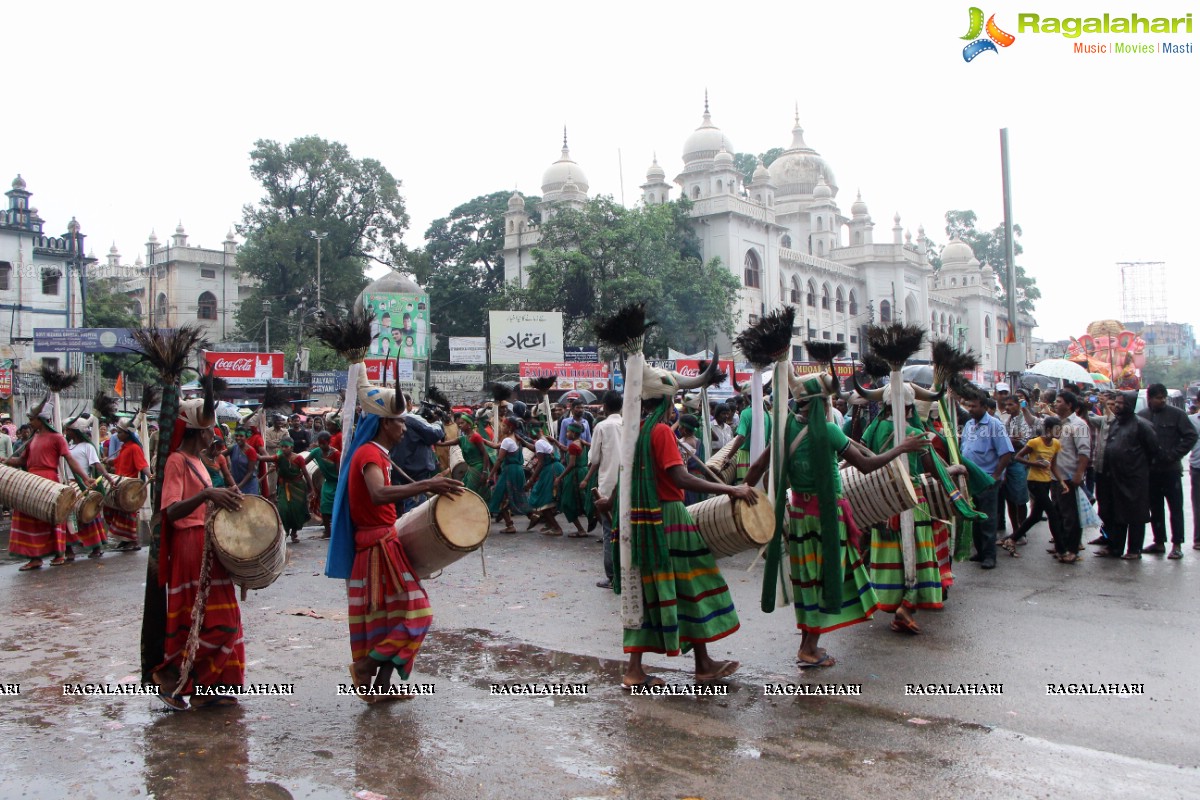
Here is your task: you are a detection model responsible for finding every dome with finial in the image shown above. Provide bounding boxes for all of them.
[507,191,525,211]
[67,217,81,233]
[175,221,185,235]
[768,106,837,198]
[646,155,666,181]
[225,229,236,242]
[713,146,735,168]
[147,230,158,244]
[940,236,979,269]
[893,212,902,225]
[354,270,424,313]
[541,128,589,195]
[682,92,735,164]
[812,176,833,201]
[11,174,27,191]
[109,242,119,255]
[562,171,581,194]
[751,160,771,184]
[851,191,869,217]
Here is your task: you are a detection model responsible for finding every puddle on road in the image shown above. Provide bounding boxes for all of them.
[1,625,1193,799]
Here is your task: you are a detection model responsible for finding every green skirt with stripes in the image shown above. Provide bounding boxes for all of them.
[867,489,945,612]
[529,459,564,510]
[622,500,740,655]
[787,491,880,634]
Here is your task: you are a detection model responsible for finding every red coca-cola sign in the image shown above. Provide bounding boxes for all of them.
[203,351,284,379]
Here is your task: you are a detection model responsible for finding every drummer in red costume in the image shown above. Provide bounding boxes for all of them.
[5,395,95,570]
[152,395,245,710]
[326,368,463,702]
[105,417,152,551]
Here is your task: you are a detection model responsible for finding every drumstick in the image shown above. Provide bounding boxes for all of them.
[479,542,487,577]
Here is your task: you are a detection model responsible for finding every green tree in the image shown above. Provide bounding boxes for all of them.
[501,197,741,355]
[943,209,1041,314]
[420,191,541,364]
[734,147,785,187]
[84,277,157,384]
[233,136,411,346]
[1139,357,1200,389]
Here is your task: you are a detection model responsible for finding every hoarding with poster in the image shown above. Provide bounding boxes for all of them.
[490,311,564,364]
[363,291,429,360]
[519,362,609,391]
[647,359,745,400]
[203,351,285,384]
[363,358,414,383]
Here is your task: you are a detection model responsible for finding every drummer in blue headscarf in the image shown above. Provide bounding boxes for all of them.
[325,364,463,701]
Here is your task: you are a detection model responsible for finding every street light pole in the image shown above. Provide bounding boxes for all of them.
[309,231,328,316]
[263,299,272,353]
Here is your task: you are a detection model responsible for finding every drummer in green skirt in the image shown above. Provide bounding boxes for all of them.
[275,438,316,543]
[434,415,492,501]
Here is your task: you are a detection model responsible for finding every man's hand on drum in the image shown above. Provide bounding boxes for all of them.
[593,495,613,514]
[205,487,243,512]
[423,476,465,497]
[726,484,759,504]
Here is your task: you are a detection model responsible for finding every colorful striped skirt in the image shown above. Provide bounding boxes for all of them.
[528,460,564,511]
[8,511,66,558]
[348,525,431,679]
[623,500,740,656]
[932,521,954,590]
[487,458,530,517]
[787,492,880,634]
[867,490,945,612]
[735,448,751,483]
[69,514,107,550]
[105,507,139,543]
[157,525,245,694]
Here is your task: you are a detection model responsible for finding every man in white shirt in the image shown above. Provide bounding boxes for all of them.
[586,391,623,587]
[710,404,734,453]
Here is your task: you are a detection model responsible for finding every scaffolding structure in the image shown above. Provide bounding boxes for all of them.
[1118,261,1167,324]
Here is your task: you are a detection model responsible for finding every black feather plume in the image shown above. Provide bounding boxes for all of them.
[489,382,513,404]
[129,324,208,381]
[210,376,229,398]
[865,323,925,368]
[426,386,450,410]
[140,385,160,415]
[261,381,290,411]
[932,340,979,378]
[40,364,81,393]
[199,371,215,421]
[949,373,986,401]
[92,390,118,422]
[697,360,728,387]
[861,352,891,379]
[594,304,653,352]
[734,306,796,369]
[314,309,374,361]
[805,341,845,366]
[530,375,557,394]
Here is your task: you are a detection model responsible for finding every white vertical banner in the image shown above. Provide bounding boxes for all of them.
[489,311,565,364]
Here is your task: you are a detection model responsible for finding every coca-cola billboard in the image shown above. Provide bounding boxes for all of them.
[203,351,284,381]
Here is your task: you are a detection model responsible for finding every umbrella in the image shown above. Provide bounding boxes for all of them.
[559,388,597,405]
[901,364,935,387]
[214,401,242,422]
[1028,358,1094,385]
[1089,373,1111,385]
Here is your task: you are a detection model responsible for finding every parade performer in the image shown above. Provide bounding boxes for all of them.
[727,373,771,485]
[6,385,94,570]
[745,328,927,667]
[525,425,566,535]
[305,431,340,539]
[228,427,261,496]
[275,437,315,543]
[152,383,246,711]
[64,416,116,559]
[554,421,591,537]
[595,304,756,689]
[325,355,463,701]
[486,389,533,533]
[448,414,491,501]
[105,416,152,551]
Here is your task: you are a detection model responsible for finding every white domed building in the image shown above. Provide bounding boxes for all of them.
[502,105,1034,374]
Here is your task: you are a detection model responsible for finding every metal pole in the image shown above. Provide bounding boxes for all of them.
[1000,128,1019,385]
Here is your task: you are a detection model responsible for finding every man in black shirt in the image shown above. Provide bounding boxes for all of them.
[1138,384,1198,559]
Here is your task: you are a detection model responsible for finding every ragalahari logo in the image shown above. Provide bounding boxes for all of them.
[962,7,1016,61]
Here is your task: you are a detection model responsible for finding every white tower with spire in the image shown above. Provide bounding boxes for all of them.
[640,155,671,205]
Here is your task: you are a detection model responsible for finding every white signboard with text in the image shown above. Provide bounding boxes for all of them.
[449,336,487,365]
[488,311,565,364]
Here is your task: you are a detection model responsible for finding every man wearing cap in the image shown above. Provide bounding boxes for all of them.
[105,417,152,551]
[5,397,95,570]
[325,368,463,700]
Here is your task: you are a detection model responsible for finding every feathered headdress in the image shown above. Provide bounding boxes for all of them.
[931,340,979,390]
[314,309,374,363]
[129,325,208,381]
[735,307,795,369]
[92,390,119,423]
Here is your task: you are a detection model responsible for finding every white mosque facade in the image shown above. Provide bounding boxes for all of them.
[502,107,1035,375]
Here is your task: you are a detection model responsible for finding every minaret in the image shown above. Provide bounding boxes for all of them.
[172,221,187,247]
[107,243,121,269]
[849,191,873,245]
[223,229,237,256]
[711,146,740,196]
[641,154,671,205]
[503,191,532,287]
[145,230,159,261]
[892,212,903,245]
[809,177,837,257]
[749,159,774,207]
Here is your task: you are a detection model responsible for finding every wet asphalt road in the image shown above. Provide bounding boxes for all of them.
[1,480,1198,800]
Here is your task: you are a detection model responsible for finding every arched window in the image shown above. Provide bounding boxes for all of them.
[940,312,947,334]
[931,311,938,330]
[790,275,802,304]
[743,250,761,288]
[132,299,143,318]
[508,221,514,232]
[880,299,892,324]
[951,276,957,287]
[854,231,862,244]
[197,291,217,320]
[155,292,168,322]
[692,186,701,199]
[817,240,824,256]
[835,286,845,313]
[985,315,992,339]
[0,261,10,291]
[716,179,723,193]
[821,283,831,310]
[780,234,792,249]
[806,280,817,308]
[848,290,859,316]
[647,193,655,204]
[817,216,824,231]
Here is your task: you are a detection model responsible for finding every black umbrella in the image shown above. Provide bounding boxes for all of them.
[559,388,597,405]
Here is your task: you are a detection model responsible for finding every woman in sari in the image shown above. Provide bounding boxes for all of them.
[201,438,235,488]
[554,422,590,537]
[275,438,315,542]
[487,416,531,534]
[525,426,565,536]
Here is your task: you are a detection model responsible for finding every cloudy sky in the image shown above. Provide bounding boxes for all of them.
[8,0,1196,342]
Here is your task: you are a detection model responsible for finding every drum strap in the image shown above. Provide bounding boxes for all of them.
[787,427,809,457]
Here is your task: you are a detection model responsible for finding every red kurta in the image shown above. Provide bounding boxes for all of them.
[8,432,70,558]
